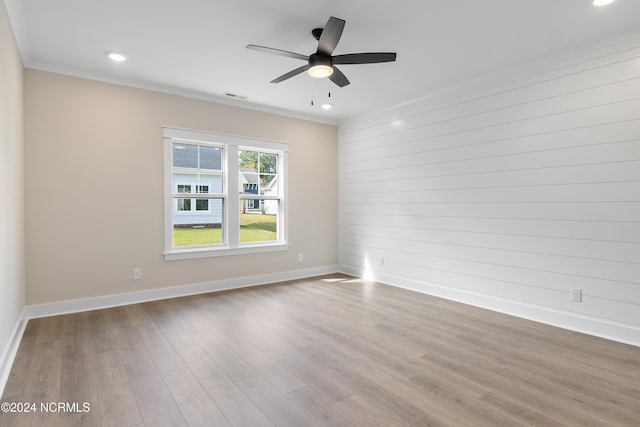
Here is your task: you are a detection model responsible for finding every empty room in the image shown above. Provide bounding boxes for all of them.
[1,0,640,426]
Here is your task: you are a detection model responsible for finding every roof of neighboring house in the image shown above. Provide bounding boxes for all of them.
[173,144,222,170]
[264,175,278,190]
[239,167,259,185]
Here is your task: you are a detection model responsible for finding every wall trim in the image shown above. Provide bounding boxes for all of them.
[340,265,640,348]
[0,309,28,398]
[25,265,339,320]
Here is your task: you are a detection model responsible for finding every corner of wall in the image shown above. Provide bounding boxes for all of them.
[0,0,26,398]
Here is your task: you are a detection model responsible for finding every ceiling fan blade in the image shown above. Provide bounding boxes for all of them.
[246,44,309,61]
[333,52,397,65]
[317,16,345,56]
[329,66,350,87]
[270,64,309,83]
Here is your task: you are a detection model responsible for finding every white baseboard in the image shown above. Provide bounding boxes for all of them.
[26,265,340,319]
[0,308,28,398]
[340,265,640,348]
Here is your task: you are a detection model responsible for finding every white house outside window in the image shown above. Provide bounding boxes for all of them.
[163,127,288,260]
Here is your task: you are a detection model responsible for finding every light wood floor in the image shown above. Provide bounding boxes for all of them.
[2,274,639,426]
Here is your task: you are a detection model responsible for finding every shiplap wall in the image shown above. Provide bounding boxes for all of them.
[338,36,640,346]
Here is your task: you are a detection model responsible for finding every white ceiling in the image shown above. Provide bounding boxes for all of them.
[5,0,640,123]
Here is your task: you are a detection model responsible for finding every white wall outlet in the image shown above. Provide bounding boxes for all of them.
[298,253,303,262]
[133,268,142,280]
[570,288,582,302]
[380,256,385,265]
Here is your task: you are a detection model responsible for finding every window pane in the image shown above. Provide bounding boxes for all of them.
[239,169,259,194]
[172,142,224,248]
[239,150,258,169]
[195,185,210,211]
[173,143,198,168]
[195,199,209,211]
[173,143,222,170]
[260,174,278,196]
[239,149,280,241]
[200,146,222,170]
[174,200,223,247]
[259,152,277,174]
[173,225,222,246]
[240,150,279,196]
[177,198,191,211]
[240,208,278,243]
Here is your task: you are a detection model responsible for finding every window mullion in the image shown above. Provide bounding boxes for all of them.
[280,150,288,243]
[226,145,240,248]
[164,135,173,252]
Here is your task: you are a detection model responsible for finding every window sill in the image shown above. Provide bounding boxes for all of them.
[163,242,289,261]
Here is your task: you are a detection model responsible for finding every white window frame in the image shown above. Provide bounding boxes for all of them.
[163,126,289,261]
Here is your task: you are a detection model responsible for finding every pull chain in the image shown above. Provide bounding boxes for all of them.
[309,79,333,107]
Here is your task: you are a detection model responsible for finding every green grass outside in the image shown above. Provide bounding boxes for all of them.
[240,213,278,242]
[173,227,222,247]
[173,214,277,247]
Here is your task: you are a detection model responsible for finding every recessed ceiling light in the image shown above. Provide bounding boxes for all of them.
[593,0,615,6]
[321,103,333,110]
[105,51,126,62]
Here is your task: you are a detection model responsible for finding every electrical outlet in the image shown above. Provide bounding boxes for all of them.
[298,254,303,262]
[133,268,142,280]
[570,288,582,302]
[380,256,385,265]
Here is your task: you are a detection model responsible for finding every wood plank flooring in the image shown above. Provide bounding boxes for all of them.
[2,273,640,426]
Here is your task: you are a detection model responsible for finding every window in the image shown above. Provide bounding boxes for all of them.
[177,185,191,211]
[163,127,288,260]
[239,149,280,243]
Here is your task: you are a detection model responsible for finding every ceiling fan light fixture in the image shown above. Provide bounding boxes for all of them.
[308,53,333,78]
[308,64,334,78]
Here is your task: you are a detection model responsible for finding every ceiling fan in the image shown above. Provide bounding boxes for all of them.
[247,16,397,87]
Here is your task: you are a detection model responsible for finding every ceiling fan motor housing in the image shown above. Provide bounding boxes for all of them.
[309,53,333,69]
